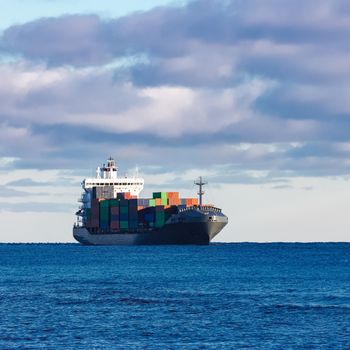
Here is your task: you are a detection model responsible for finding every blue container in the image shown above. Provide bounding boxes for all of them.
[119,213,128,221]
[100,221,109,230]
[129,221,138,229]
[129,199,137,207]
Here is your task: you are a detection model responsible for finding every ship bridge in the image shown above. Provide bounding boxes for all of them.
[82,157,144,197]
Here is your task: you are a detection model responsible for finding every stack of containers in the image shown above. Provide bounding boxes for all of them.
[99,200,109,229]
[128,199,138,229]
[180,198,199,206]
[119,199,129,230]
[153,192,168,206]
[137,198,150,210]
[96,186,115,199]
[155,205,165,228]
[90,198,100,228]
[110,199,119,231]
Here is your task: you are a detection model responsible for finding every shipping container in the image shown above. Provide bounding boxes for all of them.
[100,221,109,230]
[153,192,168,200]
[117,192,125,199]
[119,206,128,215]
[120,221,129,230]
[109,199,119,206]
[137,198,150,206]
[96,186,115,199]
[110,220,119,230]
[124,192,131,199]
[119,212,128,221]
[110,206,119,215]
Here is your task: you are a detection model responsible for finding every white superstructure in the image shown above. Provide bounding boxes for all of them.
[82,157,144,197]
[77,158,144,226]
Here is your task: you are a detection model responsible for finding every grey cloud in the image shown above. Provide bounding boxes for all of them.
[5,178,53,186]
[0,185,32,197]
[0,0,350,181]
[0,201,75,213]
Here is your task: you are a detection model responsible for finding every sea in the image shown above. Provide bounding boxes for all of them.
[0,243,349,349]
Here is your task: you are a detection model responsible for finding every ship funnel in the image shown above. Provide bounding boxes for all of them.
[194,176,207,207]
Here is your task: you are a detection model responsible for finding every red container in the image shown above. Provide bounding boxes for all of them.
[110,221,120,230]
[124,192,131,199]
[110,206,119,215]
[155,198,162,205]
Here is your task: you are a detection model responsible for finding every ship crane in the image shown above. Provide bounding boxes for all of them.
[195,176,208,207]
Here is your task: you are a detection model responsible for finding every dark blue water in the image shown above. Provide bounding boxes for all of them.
[0,243,349,349]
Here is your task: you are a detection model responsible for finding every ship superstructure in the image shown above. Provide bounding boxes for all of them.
[73,157,228,245]
[83,157,144,196]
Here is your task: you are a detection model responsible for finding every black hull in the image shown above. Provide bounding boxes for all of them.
[73,221,227,246]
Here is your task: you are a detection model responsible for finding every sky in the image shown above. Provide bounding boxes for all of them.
[1,0,350,242]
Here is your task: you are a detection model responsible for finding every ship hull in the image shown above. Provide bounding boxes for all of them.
[73,220,226,246]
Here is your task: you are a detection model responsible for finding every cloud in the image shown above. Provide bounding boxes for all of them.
[0,0,350,182]
[0,185,33,197]
[0,201,75,212]
[5,178,53,186]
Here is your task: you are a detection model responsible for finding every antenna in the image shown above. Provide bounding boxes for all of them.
[194,176,207,207]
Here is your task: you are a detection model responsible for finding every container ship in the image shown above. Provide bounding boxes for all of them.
[73,157,228,245]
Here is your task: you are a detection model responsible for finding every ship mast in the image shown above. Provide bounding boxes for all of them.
[194,176,207,207]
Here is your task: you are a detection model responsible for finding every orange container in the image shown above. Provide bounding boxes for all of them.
[155,198,162,205]
[168,198,180,206]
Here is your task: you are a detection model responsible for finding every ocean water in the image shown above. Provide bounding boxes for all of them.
[0,243,349,349]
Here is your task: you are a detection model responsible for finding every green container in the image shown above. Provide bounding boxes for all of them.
[109,199,119,206]
[99,204,109,218]
[120,221,129,230]
[100,200,109,207]
[149,199,156,207]
[161,198,167,205]
[120,206,128,214]
[153,192,168,200]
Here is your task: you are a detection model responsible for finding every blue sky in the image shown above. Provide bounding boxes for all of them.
[0,0,182,29]
[1,0,350,242]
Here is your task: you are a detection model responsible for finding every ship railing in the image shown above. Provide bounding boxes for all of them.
[179,205,222,213]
